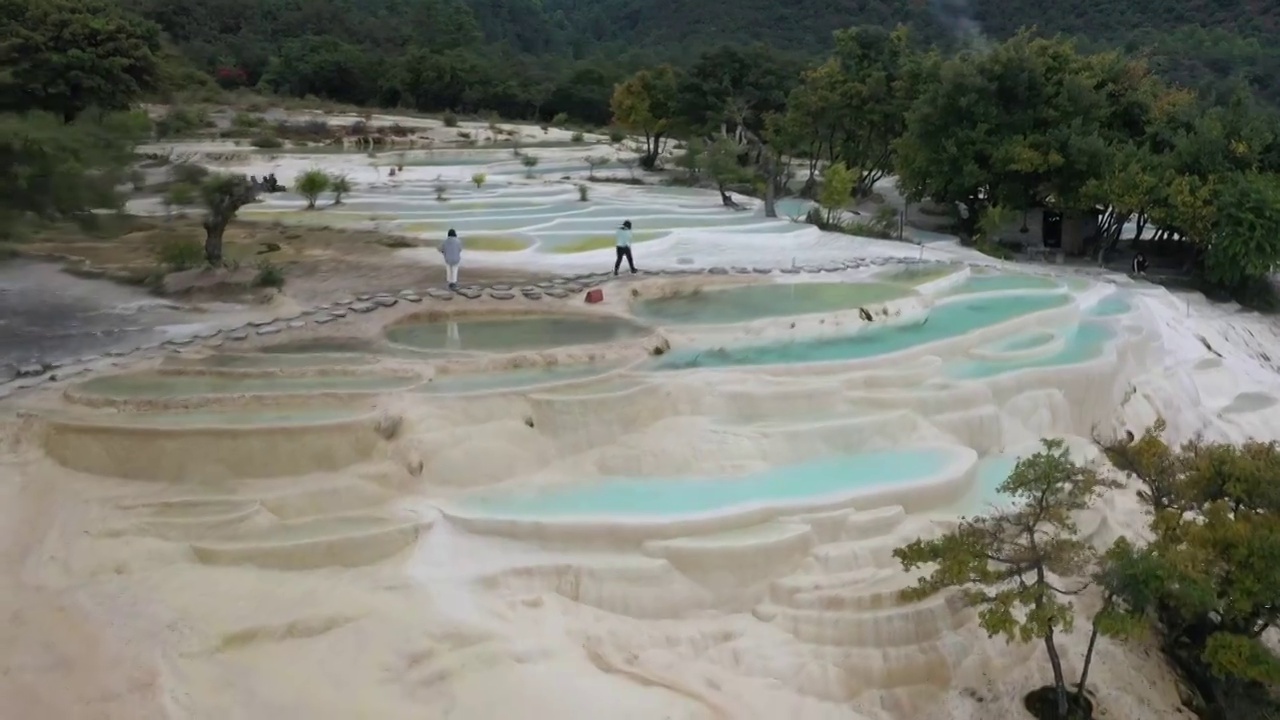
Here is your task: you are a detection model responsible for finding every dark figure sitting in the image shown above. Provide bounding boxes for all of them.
[1131,252,1149,277]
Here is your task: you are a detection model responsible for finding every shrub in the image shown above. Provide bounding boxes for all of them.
[163,183,197,216]
[570,131,585,143]
[434,182,447,201]
[471,173,487,189]
[295,169,331,209]
[608,127,626,143]
[170,163,209,186]
[231,112,261,129]
[442,110,459,127]
[552,112,569,127]
[253,259,284,288]
[154,105,209,139]
[329,174,351,204]
[520,153,539,178]
[577,184,589,202]
[250,134,283,149]
[457,130,472,139]
[539,122,550,133]
[153,237,205,271]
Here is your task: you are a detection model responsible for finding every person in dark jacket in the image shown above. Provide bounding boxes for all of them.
[1131,252,1148,277]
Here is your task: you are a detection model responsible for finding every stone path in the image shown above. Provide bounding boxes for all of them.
[0,257,962,397]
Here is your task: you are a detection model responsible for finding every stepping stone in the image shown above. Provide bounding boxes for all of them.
[373,296,398,307]
[730,266,751,274]
[278,313,301,321]
[403,294,422,302]
[228,331,249,341]
[563,284,583,293]
[300,308,318,316]
[250,319,275,327]
[167,337,194,346]
[287,320,306,329]
[800,265,823,273]
[491,284,512,291]
[752,267,773,274]
[335,298,354,306]
[314,316,336,325]
[544,289,569,299]
[520,286,539,292]
[489,291,516,300]
[458,291,482,300]
[522,291,543,300]
[256,326,282,336]
[106,348,133,356]
[350,302,377,313]
[205,340,224,348]
[77,355,102,364]
[426,291,453,300]
[536,282,557,289]
[356,294,373,301]
[780,267,801,274]
[708,267,729,275]
[194,329,220,338]
[329,308,349,318]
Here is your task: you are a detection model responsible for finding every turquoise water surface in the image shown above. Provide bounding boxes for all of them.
[947,321,1114,379]
[1088,293,1133,317]
[652,292,1070,370]
[387,316,648,352]
[418,364,615,394]
[461,449,959,517]
[633,282,910,325]
[950,275,1061,295]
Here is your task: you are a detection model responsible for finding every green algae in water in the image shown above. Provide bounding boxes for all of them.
[77,373,416,398]
[653,292,1070,370]
[387,316,648,352]
[462,448,957,517]
[633,282,910,325]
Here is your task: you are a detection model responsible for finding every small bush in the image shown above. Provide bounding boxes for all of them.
[231,112,262,129]
[442,110,459,127]
[251,135,283,149]
[434,182,447,201]
[471,173,487,189]
[577,184,589,202]
[608,127,626,143]
[153,237,205,271]
[253,259,285,288]
[539,122,550,133]
[570,131,585,143]
[457,130,472,139]
[295,169,331,209]
[164,183,197,216]
[170,163,209,186]
[520,153,539,178]
[552,112,569,127]
[154,105,209,138]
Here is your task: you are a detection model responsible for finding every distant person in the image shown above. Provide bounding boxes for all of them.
[440,228,462,290]
[1131,251,1149,277]
[614,219,636,276]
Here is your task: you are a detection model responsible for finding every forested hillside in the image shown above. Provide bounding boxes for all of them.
[117,0,1280,113]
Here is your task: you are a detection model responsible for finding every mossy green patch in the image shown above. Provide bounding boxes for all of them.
[464,234,530,251]
[550,232,660,254]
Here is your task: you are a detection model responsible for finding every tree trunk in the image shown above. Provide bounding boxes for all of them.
[762,150,778,218]
[203,217,226,265]
[1044,629,1070,718]
[1077,612,1104,698]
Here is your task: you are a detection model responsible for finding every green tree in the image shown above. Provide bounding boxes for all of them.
[817,162,855,226]
[0,0,162,123]
[260,36,379,107]
[199,174,256,265]
[1104,427,1280,709]
[295,169,330,210]
[894,439,1122,719]
[610,65,679,170]
[1200,171,1280,292]
[704,137,751,208]
[519,153,539,177]
[163,183,197,218]
[328,173,351,205]
[0,111,148,236]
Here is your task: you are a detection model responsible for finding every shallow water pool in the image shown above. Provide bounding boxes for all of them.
[386,315,648,352]
[76,372,417,398]
[633,282,911,325]
[653,292,1070,370]
[461,448,959,517]
[950,274,1061,295]
[418,364,616,394]
[947,322,1114,379]
[1088,293,1133,317]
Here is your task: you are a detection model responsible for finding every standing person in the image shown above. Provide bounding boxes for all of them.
[614,219,636,276]
[440,228,462,290]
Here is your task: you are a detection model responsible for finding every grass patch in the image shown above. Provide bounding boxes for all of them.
[549,232,660,254]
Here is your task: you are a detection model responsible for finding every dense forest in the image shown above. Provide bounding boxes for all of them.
[107,0,1280,116]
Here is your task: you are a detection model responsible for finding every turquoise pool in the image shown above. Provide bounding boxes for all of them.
[461,449,959,517]
[387,315,649,352]
[652,292,1070,370]
[76,372,417,398]
[951,274,1061,295]
[947,322,1114,379]
[633,282,910,325]
[1088,293,1133,317]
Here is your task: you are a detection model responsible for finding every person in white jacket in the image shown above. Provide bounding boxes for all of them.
[440,229,462,290]
[613,220,636,276]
